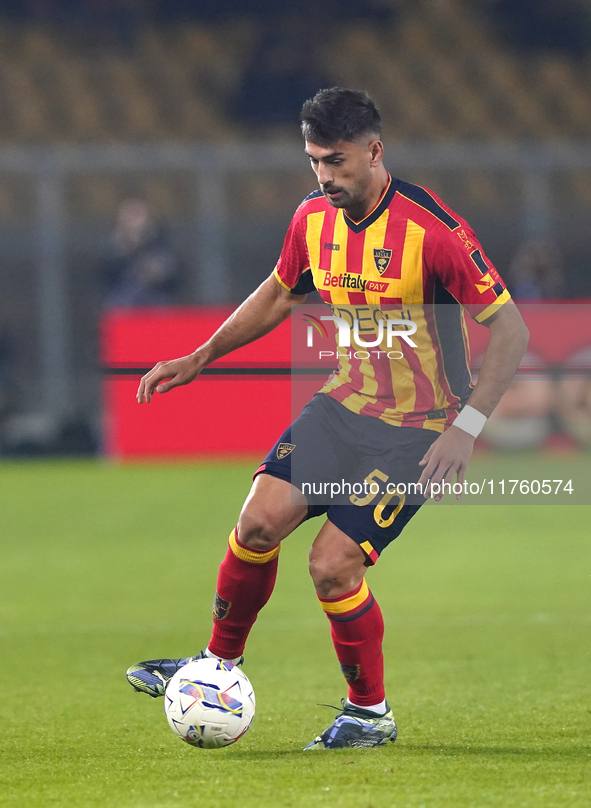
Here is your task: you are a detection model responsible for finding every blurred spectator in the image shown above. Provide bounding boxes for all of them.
[508,238,565,301]
[102,199,181,308]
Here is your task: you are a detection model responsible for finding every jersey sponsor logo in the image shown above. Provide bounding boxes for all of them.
[212,593,231,621]
[475,273,495,293]
[277,442,295,459]
[366,280,389,292]
[321,270,389,294]
[323,242,340,251]
[373,248,392,275]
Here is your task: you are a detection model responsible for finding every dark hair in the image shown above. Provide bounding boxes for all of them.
[300,87,382,145]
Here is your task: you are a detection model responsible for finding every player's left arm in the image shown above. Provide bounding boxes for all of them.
[417,301,529,500]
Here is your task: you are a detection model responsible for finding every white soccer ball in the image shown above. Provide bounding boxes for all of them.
[164,658,255,749]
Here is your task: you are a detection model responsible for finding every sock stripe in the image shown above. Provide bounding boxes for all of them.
[326,594,375,622]
[319,579,370,616]
[229,528,280,564]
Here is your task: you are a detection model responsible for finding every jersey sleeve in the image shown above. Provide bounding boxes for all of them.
[427,225,511,322]
[273,215,315,295]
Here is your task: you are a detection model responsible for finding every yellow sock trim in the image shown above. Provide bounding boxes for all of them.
[228,528,280,564]
[319,579,370,615]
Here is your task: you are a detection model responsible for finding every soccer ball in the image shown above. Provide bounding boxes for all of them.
[164,658,255,749]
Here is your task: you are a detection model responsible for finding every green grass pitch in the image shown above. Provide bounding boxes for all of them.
[0,457,589,808]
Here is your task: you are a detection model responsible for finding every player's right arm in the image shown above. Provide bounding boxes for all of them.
[137,272,306,403]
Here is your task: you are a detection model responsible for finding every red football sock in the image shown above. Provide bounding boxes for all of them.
[208,527,280,659]
[318,580,385,707]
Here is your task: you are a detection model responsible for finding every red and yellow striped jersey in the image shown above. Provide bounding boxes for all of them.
[274,175,511,432]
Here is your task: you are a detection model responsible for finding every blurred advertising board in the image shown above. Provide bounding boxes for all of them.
[101,307,292,459]
[101,304,590,459]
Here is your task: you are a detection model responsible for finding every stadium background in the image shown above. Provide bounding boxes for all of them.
[0,0,589,453]
[0,3,590,808]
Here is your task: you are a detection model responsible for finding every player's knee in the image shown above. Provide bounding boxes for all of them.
[309,555,352,599]
[237,506,284,551]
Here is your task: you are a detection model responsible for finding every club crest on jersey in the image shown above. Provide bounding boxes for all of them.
[373,248,392,275]
[276,442,295,460]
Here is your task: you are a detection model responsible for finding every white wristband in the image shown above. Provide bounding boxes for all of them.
[452,405,487,438]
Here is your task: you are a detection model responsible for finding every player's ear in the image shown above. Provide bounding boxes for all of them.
[368,139,383,166]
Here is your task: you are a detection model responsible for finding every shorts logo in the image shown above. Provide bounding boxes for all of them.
[373,248,392,275]
[340,663,361,683]
[276,442,295,459]
[212,593,231,621]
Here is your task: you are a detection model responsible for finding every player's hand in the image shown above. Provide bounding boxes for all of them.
[137,353,204,403]
[417,426,475,501]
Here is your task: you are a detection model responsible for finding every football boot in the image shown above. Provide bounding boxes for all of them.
[304,700,397,750]
[126,651,244,698]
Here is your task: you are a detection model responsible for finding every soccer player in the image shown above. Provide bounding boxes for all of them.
[126,88,529,749]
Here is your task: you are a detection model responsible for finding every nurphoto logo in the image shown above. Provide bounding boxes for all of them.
[302,313,418,360]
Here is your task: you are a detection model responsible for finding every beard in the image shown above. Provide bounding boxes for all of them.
[322,174,371,210]
[322,186,354,208]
